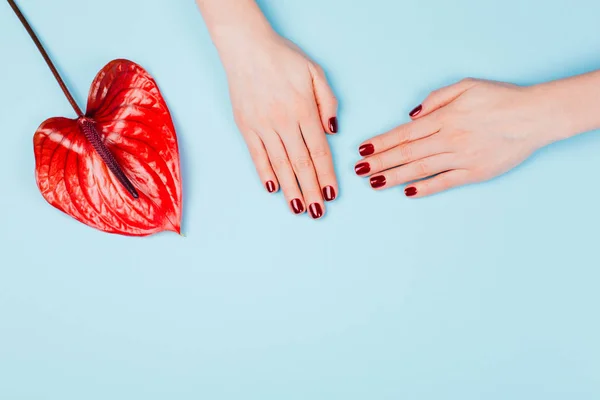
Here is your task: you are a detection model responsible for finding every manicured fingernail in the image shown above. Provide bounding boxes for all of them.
[355,162,371,176]
[266,180,276,193]
[359,143,374,156]
[309,203,323,219]
[291,199,304,214]
[409,104,423,117]
[328,117,338,133]
[405,186,417,197]
[323,186,336,201]
[370,175,386,189]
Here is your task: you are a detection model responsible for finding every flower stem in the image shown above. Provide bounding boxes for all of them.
[9,0,140,200]
[7,0,83,117]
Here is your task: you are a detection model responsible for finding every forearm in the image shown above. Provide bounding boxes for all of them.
[196,0,275,60]
[532,70,600,143]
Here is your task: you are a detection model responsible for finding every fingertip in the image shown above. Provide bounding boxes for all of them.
[265,180,278,193]
[290,198,305,215]
[308,203,324,219]
[404,186,418,197]
[370,175,387,190]
[355,161,371,176]
[359,143,375,157]
[328,116,338,134]
[408,104,423,119]
[322,185,337,202]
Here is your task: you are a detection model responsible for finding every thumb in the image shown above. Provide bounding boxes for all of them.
[409,78,479,119]
[309,63,339,134]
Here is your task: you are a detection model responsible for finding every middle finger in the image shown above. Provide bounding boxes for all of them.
[355,136,446,177]
[280,125,325,219]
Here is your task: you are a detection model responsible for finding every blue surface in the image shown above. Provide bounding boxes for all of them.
[1,0,600,398]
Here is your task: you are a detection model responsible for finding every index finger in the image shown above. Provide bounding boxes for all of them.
[301,116,338,202]
[358,115,441,157]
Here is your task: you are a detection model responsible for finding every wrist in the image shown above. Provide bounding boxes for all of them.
[211,18,276,53]
[528,71,600,145]
[198,0,277,66]
[215,25,278,69]
[523,84,574,147]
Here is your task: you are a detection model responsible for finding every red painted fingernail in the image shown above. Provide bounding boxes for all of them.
[409,104,423,117]
[405,186,417,197]
[370,175,386,189]
[266,180,276,193]
[309,203,323,219]
[328,117,338,133]
[359,143,374,156]
[291,199,305,214]
[323,186,336,201]
[355,162,371,176]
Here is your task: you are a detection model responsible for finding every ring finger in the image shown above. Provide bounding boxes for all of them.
[368,153,457,190]
[243,131,279,193]
[261,132,306,215]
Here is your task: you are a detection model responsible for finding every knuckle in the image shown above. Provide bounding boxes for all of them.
[317,168,335,182]
[448,132,465,148]
[233,110,253,131]
[428,88,441,98]
[234,116,249,132]
[426,89,442,102]
[311,62,325,76]
[461,77,479,87]
[470,168,490,182]
[371,135,385,150]
[399,145,413,162]
[294,156,314,171]
[259,130,280,145]
[371,155,384,170]
[453,128,471,141]
[436,172,458,190]
[393,168,406,184]
[298,106,315,122]
[438,175,454,190]
[271,156,289,172]
[395,126,411,144]
[247,145,263,160]
[310,146,330,160]
[302,188,322,200]
[415,160,429,177]
[269,111,292,128]
[328,94,339,108]
[256,158,272,172]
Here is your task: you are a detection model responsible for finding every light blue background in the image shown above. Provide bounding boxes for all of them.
[1,0,600,398]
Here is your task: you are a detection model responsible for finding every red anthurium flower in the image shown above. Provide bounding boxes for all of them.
[9,0,183,236]
[34,60,183,236]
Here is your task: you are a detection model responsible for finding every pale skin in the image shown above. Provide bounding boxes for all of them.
[196,0,339,219]
[197,0,600,205]
[356,72,600,197]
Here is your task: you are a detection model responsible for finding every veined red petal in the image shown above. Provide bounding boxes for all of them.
[34,59,182,236]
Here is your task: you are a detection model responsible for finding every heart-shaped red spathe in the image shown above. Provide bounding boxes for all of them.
[34,59,183,236]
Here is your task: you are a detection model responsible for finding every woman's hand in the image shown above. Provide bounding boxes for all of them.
[222,34,339,218]
[355,78,570,197]
[197,0,338,218]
